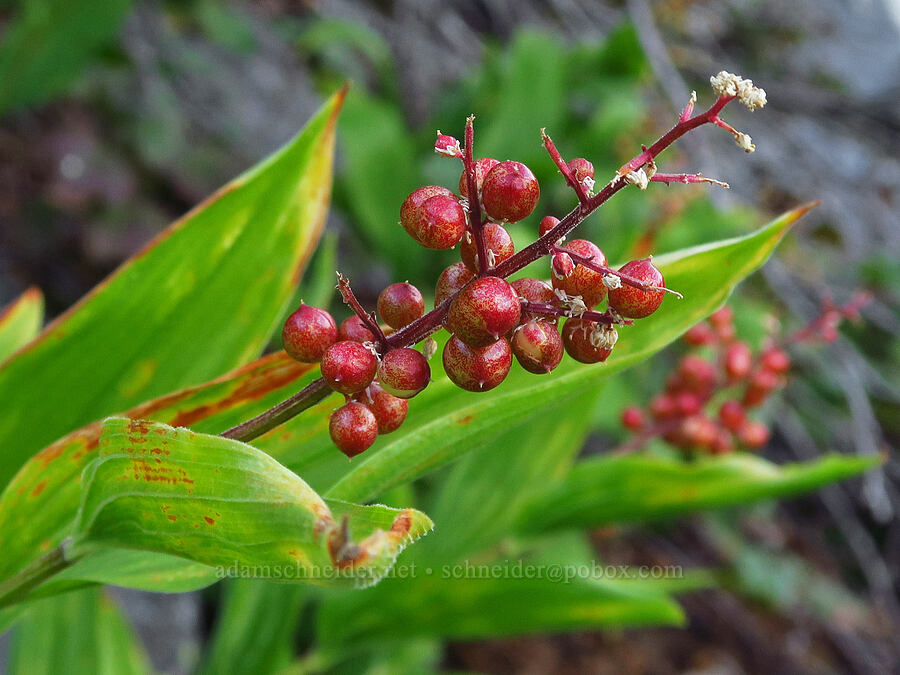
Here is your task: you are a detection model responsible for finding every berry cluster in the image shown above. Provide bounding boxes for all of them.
[619,293,870,455]
[224,74,775,454]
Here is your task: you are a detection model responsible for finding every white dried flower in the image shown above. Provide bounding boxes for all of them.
[553,288,587,317]
[602,274,622,290]
[589,324,618,350]
[581,176,596,194]
[624,168,649,190]
[734,132,755,153]
[422,337,438,361]
[709,71,767,111]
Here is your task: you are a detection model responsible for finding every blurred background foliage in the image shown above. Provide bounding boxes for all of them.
[0,0,898,673]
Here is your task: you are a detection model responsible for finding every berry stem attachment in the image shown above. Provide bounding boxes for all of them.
[336,273,387,350]
[463,115,491,275]
[520,301,624,325]
[553,246,683,298]
[541,129,590,204]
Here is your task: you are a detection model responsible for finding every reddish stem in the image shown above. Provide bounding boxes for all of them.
[463,116,490,275]
[542,130,589,204]
[337,274,387,348]
[521,301,625,325]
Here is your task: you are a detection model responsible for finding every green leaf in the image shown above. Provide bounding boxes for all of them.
[68,418,431,590]
[0,0,132,115]
[317,571,684,647]
[0,88,345,488]
[199,581,307,675]
[516,453,881,535]
[0,287,43,363]
[323,205,815,504]
[7,587,150,675]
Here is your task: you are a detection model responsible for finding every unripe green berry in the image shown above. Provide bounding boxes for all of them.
[321,341,377,395]
[330,402,378,457]
[551,239,608,308]
[481,161,540,223]
[282,303,338,363]
[460,223,515,273]
[442,335,512,392]
[446,276,521,347]
[377,348,431,399]
[511,319,564,374]
[377,282,425,329]
[607,259,665,319]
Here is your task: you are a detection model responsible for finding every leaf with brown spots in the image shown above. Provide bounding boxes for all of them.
[61,418,432,593]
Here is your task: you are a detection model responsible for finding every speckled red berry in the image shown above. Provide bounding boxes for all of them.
[481,161,540,223]
[338,315,375,343]
[442,335,512,392]
[512,277,556,322]
[561,317,614,364]
[320,341,377,395]
[400,185,453,230]
[551,251,575,281]
[377,282,425,329]
[539,215,559,237]
[718,400,746,431]
[567,158,594,185]
[435,133,462,158]
[362,384,408,434]
[511,319,564,374]
[552,240,608,308]
[461,223,515,273]
[377,348,431,399]
[723,342,753,380]
[282,303,338,363]
[407,194,467,249]
[435,262,474,307]
[760,347,791,374]
[446,276,521,347]
[459,157,499,199]
[607,259,665,319]
[621,407,645,431]
[329,402,378,457]
[737,419,770,449]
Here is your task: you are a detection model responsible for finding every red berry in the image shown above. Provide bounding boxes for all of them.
[680,415,719,449]
[760,347,791,374]
[339,315,375,343]
[674,391,702,416]
[709,306,733,329]
[442,335,512,392]
[607,259,665,319]
[512,277,556,323]
[330,402,378,458]
[551,252,575,281]
[621,407,645,431]
[567,158,594,185]
[321,341,377,395]
[435,262,475,307]
[561,317,615,364]
[282,303,338,363]
[459,157,499,199]
[377,282,424,329]
[684,322,716,346]
[552,239,608,308]
[742,369,779,408]
[460,223,515,273]
[511,319,564,374]
[675,355,717,395]
[481,161,540,223]
[718,400,746,431]
[737,419,770,449]
[400,185,453,230]
[446,276,521,347]
[539,215,559,237]
[408,194,467,249]
[711,428,735,455]
[650,394,677,420]
[377,348,431,399]
[362,384,408,434]
[434,133,461,158]
[723,342,753,380]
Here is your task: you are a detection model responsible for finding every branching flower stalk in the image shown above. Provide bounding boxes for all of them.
[223,72,768,450]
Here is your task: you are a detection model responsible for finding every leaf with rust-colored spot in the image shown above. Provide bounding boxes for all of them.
[0,287,43,364]
[0,87,345,490]
[64,418,432,592]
